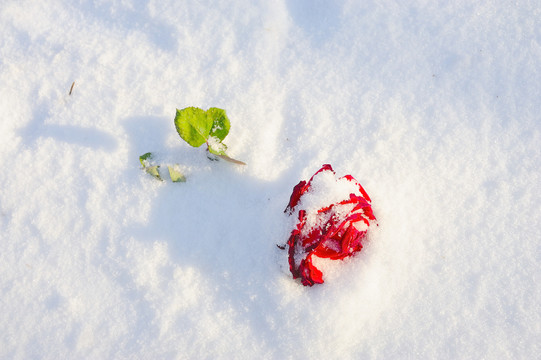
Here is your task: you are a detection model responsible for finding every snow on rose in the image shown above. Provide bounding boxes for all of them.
[284,164,377,286]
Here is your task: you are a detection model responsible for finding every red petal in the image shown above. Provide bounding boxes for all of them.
[299,255,324,286]
[285,180,307,214]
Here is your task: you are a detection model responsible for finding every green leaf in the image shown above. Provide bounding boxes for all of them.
[140,152,162,180]
[145,165,162,181]
[168,165,186,182]
[174,107,243,164]
[174,107,213,148]
[207,136,228,156]
[139,152,153,167]
[207,107,230,141]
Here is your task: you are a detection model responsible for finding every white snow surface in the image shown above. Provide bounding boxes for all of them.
[1,1,540,359]
[294,167,363,212]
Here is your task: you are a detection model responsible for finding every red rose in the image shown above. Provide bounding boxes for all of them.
[285,164,376,286]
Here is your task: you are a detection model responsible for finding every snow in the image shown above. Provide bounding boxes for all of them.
[295,167,362,211]
[1,0,540,358]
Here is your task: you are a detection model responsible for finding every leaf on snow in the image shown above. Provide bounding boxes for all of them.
[207,136,228,156]
[167,165,186,182]
[207,107,230,142]
[139,152,153,167]
[145,165,162,181]
[174,107,212,148]
[139,152,162,181]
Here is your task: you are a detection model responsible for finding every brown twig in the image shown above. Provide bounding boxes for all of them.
[216,154,246,165]
[69,81,75,96]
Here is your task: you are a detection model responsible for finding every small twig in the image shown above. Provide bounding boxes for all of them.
[216,154,246,165]
[69,81,75,96]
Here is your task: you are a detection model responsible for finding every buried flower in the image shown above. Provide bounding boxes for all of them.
[284,164,377,286]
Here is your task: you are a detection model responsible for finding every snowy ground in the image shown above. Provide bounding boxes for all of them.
[1,1,540,359]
